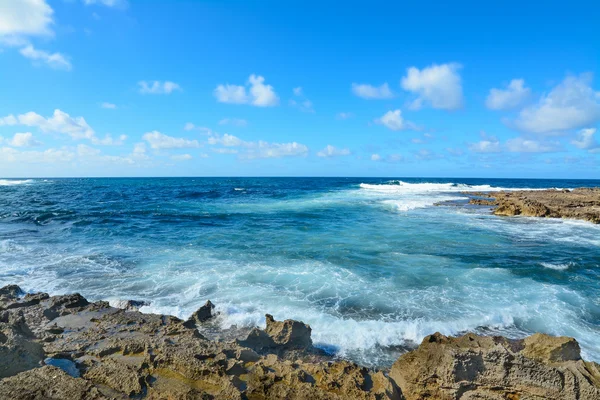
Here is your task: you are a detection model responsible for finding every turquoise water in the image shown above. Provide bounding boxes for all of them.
[1,177,599,367]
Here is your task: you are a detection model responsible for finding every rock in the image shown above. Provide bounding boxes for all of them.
[466,188,600,223]
[265,314,312,349]
[389,332,600,400]
[0,285,24,299]
[184,300,216,327]
[0,366,104,400]
[0,324,45,378]
[112,299,149,311]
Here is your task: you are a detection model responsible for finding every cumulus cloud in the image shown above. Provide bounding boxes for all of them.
[505,137,560,153]
[0,146,75,164]
[2,109,95,140]
[0,132,41,147]
[375,109,417,131]
[101,102,117,109]
[316,145,351,158]
[401,63,463,110]
[142,131,200,150]
[351,83,393,99]
[138,81,182,95]
[214,75,279,107]
[486,79,531,110]
[571,128,600,152]
[469,132,501,153]
[293,87,303,96]
[512,74,600,134]
[0,0,54,37]
[19,44,71,70]
[91,134,127,146]
[207,132,308,159]
[371,154,381,161]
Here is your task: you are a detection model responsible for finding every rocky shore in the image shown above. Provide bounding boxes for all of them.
[1,285,600,399]
[466,188,600,224]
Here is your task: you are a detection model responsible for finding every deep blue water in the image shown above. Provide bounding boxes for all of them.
[1,177,599,367]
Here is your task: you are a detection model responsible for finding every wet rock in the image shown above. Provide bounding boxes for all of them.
[265,314,312,349]
[44,357,80,378]
[112,299,150,311]
[184,300,216,328]
[0,285,24,299]
[389,332,600,400]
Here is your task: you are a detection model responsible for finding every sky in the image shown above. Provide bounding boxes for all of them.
[0,0,599,178]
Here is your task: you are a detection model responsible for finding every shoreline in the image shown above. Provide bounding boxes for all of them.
[464,187,600,224]
[1,285,600,399]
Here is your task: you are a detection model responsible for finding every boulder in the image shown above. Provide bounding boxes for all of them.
[264,314,312,349]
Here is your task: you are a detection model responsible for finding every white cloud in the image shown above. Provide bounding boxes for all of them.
[214,75,279,107]
[505,137,559,153]
[375,109,417,131]
[218,118,247,127]
[207,132,307,159]
[293,87,303,96]
[513,74,600,134]
[183,123,212,134]
[290,86,314,112]
[1,132,41,147]
[83,0,128,7]
[11,109,95,139]
[469,132,501,153]
[138,81,182,95]
[19,44,71,70]
[0,146,75,164]
[0,115,18,126]
[317,145,351,158]
[371,153,381,161]
[214,84,248,104]
[336,112,353,120]
[170,154,193,161]
[245,141,308,159]
[571,128,600,152]
[142,131,200,150]
[101,102,117,109]
[208,133,245,147]
[401,63,463,110]
[486,79,531,110]
[351,83,393,99]
[91,134,127,146]
[0,0,54,37]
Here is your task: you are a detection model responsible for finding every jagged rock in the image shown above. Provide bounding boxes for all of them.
[265,314,312,349]
[389,332,600,400]
[0,285,24,299]
[184,300,216,328]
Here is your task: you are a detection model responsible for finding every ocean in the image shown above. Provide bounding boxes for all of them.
[1,177,599,368]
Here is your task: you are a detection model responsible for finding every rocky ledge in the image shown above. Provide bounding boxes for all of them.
[466,188,600,224]
[1,285,600,399]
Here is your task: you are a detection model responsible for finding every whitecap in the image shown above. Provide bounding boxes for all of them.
[0,179,33,186]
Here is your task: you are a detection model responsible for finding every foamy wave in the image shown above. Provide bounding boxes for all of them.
[381,197,462,211]
[0,179,34,186]
[359,181,562,194]
[540,262,573,271]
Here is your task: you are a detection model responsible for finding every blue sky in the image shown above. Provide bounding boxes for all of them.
[1,0,599,178]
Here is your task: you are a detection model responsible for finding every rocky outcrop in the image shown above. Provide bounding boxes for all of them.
[389,332,600,400]
[466,188,600,223]
[1,285,599,399]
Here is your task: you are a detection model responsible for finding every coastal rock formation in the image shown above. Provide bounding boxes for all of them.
[0,285,599,399]
[467,188,600,223]
[389,332,600,400]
